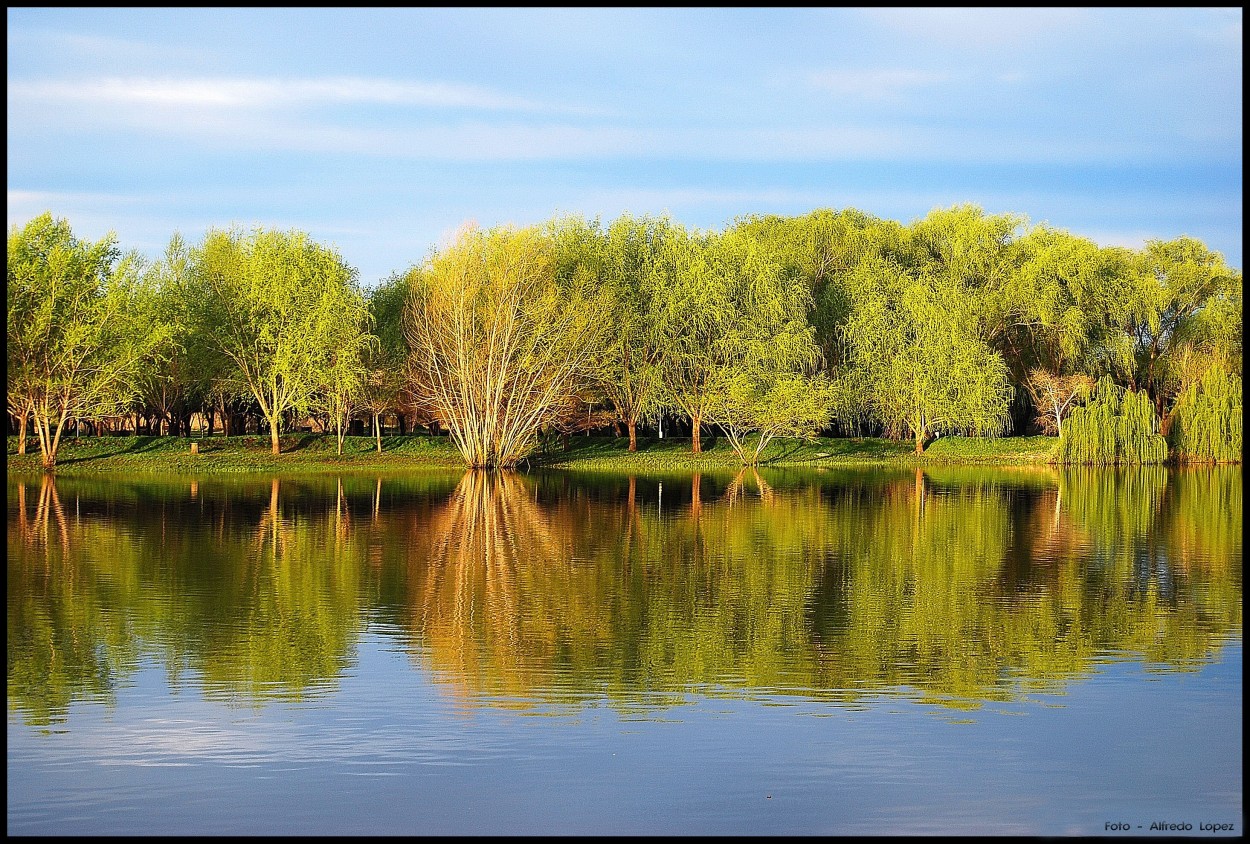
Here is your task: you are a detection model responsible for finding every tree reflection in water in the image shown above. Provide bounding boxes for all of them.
[6,466,1241,725]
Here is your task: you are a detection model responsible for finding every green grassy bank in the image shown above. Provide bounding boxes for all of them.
[6,432,1061,476]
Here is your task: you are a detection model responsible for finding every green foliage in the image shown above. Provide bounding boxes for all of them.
[193,226,374,454]
[1129,237,1241,409]
[705,370,838,464]
[652,227,819,452]
[6,213,168,467]
[1168,365,1242,463]
[575,214,680,448]
[404,224,609,468]
[1056,376,1168,464]
[842,257,1013,452]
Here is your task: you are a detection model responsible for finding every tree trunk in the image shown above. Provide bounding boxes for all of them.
[44,414,69,471]
[627,420,638,452]
[17,410,29,455]
[374,412,383,453]
[691,414,702,453]
[914,429,927,455]
[270,415,281,455]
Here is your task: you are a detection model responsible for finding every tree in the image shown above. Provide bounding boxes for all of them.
[315,336,374,455]
[555,214,676,451]
[1001,230,1140,432]
[704,370,838,464]
[1167,364,1242,463]
[653,228,817,453]
[7,213,165,469]
[357,273,417,452]
[1027,369,1094,436]
[132,233,218,437]
[1128,237,1241,416]
[842,258,1013,454]
[403,224,608,468]
[1056,376,1167,465]
[727,208,892,371]
[194,227,373,455]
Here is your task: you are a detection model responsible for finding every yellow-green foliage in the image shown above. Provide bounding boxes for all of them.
[1168,365,1242,463]
[1057,376,1167,464]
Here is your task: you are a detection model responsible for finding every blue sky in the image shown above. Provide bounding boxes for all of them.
[7,7,1243,286]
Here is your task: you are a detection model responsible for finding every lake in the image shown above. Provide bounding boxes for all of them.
[7,465,1242,836]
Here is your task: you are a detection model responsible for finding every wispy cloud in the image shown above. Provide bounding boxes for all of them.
[858,8,1089,47]
[6,28,216,63]
[6,96,1170,165]
[808,68,948,101]
[9,76,599,115]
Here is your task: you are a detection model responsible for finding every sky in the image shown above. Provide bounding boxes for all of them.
[7,7,1243,287]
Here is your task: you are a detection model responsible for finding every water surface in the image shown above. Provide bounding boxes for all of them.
[7,466,1242,835]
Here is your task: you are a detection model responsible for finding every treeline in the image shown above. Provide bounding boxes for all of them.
[7,206,1242,469]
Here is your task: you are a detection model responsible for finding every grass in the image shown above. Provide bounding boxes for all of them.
[7,431,1061,477]
[5,432,464,476]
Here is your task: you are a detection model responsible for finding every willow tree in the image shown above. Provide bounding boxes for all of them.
[1005,230,1139,422]
[704,370,838,465]
[1129,237,1241,416]
[132,232,219,437]
[194,227,373,455]
[316,335,374,455]
[1167,365,1242,463]
[1055,376,1167,465]
[557,214,677,452]
[404,224,607,468]
[905,204,1028,341]
[7,213,165,469]
[842,258,1013,454]
[357,276,411,453]
[727,208,892,368]
[653,228,816,453]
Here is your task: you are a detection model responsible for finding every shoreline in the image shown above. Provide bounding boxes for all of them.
[8,432,1069,477]
[8,431,1239,478]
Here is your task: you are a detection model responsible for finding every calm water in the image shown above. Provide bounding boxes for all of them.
[7,465,1242,836]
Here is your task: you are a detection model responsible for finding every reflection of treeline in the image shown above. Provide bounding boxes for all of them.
[7,472,463,722]
[6,468,1241,724]
[9,208,1241,469]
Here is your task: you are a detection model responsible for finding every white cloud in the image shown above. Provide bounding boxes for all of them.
[8,76,597,115]
[6,28,216,63]
[10,93,1170,164]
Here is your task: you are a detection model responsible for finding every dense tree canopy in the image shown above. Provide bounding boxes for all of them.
[194,226,373,455]
[7,205,1242,468]
[7,213,167,468]
[404,224,609,468]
